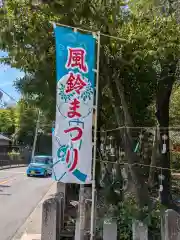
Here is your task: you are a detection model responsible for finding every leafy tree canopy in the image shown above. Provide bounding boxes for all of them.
[0,107,16,135]
[0,0,180,125]
[14,98,52,145]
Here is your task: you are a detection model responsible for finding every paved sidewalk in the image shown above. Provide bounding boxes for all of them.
[0,164,27,170]
[12,182,57,240]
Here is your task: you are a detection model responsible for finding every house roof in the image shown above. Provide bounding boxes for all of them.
[0,134,11,141]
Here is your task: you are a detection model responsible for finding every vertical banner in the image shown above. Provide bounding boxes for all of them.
[53,26,96,184]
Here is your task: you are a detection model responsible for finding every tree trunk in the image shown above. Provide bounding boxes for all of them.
[112,72,150,208]
[108,70,150,210]
[155,59,177,207]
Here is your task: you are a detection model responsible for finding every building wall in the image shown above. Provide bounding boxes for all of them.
[0,140,10,146]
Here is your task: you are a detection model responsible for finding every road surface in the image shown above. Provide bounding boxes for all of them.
[0,167,53,240]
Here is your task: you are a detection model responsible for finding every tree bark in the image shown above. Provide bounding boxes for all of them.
[107,68,150,210]
[155,59,177,207]
[112,72,150,208]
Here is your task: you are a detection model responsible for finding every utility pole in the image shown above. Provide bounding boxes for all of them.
[31,109,40,159]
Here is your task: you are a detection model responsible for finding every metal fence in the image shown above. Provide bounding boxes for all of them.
[0,145,31,168]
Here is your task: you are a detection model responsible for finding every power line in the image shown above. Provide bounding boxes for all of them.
[0,102,5,108]
[0,87,18,103]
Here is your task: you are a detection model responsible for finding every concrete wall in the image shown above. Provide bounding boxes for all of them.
[0,140,9,146]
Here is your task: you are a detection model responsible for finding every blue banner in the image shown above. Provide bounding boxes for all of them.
[53,25,96,184]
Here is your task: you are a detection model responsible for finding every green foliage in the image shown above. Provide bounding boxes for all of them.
[0,0,56,119]
[14,98,52,145]
[0,108,16,135]
[8,149,21,161]
[170,84,180,125]
[14,99,37,144]
[171,151,180,170]
[0,98,52,146]
[118,198,161,239]
[98,196,161,239]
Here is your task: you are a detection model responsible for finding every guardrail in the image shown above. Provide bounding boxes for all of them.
[0,159,28,170]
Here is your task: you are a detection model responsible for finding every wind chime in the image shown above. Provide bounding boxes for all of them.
[158,133,168,198]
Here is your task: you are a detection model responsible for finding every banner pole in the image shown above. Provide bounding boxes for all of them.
[79,184,85,240]
[90,31,101,240]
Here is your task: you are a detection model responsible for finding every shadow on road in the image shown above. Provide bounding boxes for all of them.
[0,185,10,188]
[0,185,11,195]
[0,193,11,196]
[28,175,52,179]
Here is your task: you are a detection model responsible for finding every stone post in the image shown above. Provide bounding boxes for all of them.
[163,209,180,240]
[56,182,66,229]
[103,220,117,240]
[41,197,58,240]
[132,220,148,240]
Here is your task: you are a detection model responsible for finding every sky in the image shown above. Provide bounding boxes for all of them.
[0,51,24,104]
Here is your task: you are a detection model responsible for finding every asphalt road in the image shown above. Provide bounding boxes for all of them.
[0,167,53,240]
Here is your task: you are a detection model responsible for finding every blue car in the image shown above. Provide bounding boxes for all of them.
[27,155,53,177]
